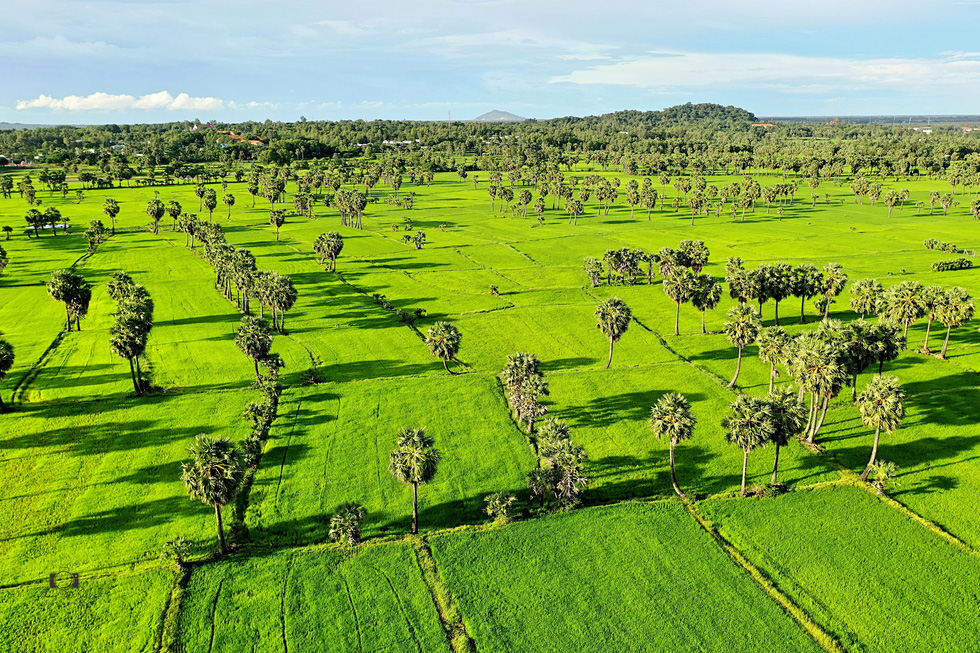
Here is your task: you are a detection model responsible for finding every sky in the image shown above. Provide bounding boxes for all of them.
[5,0,980,124]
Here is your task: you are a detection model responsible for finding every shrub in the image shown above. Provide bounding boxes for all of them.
[484,492,517,524]
[328,502,367,546]
[931,258,973,272]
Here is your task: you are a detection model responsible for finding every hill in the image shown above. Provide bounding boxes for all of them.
[472,110,526,123]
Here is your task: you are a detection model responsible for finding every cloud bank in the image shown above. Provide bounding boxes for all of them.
[16,91,226,111]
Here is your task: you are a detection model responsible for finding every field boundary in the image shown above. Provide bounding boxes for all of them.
[684,503,844,653]
[413,537,476,652]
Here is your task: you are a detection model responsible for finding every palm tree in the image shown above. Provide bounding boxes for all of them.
[0,335,14,411]
[849,278,884,319]
[425,322,461,374]
[724,304,761,388]
[818,263,848,320]
[649,392,696,498]
[235,315,273,381]
[595,297,631,368]
[103,198,120,235]
[146,199,165,234]
[180,435,246,554]
[882,280,925,343]
[867,321,905,374]
[935,287,975,358]
[165,200,182,231]
[841,319,876,401]
[690,273,721,334]
[765,388,806,484]
[857,376,906,481]
[723,395,773,497]
[269,209,286,240]
[44,207,62,236]
[663,269,694,336]
[223,193,235,221]
[313,232,344,272]
[389,427,440,534]
[203,189,218,222]
[756,326,790,393]
[47,269,89,332]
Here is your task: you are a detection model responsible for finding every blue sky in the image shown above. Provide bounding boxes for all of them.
[5,0,980,124]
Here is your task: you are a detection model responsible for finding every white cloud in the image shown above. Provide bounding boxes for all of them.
[17,91,227,111]
[0,35,122,57]
[550,51,980,93]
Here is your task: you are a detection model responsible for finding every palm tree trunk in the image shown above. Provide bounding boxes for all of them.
[740,450,748,497]
[811,396,829,442]
[701,309,707,334]
[604,339,614,369]
[878,359,884,375]
[65,306,72,332]
[254,360,261,382]
[823,297,830,320]
[771,444,781,484]
[941,326,952,359]
[774,300,780,326]
[768,363,775,393]
[443,359,455,375]
[674,301,681,336]
[922,318,933,351]
[728,347,742,387]
[852,374,858,402]
[129,358,140,394]
[859,426,882,481]
[902,322,909,345]
[800,295,807,323]
[669,440,685,498]
[411,483,419,534]
[215,505,227,554]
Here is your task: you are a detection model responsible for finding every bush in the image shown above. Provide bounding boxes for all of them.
[924,238,958,253]
[931,258,973,272]
[484,492,517,524]
[328,503,367,546]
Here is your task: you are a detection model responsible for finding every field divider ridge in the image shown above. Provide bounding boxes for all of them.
[683,503,845,653]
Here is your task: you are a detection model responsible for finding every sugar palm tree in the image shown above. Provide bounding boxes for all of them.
[857,376,906,481]
[935,287,975,358]
[649,392,696,498]
[165,200,182,231]
[756,326,790,393]
[723,395,773,497]
[269,209,286,240]
[103,198,121,234]
[724,304,761,388]
[313,231,344,272]
[663,269,695,336]
[44,207,63,236]
[203,189,218,222]
[882,280,925,343]
[425,322,461,374]
[0,335,13,411]
[819,263,848,320]
[181,435,245,554]
[595,297,631,368]
[690,273,721,334]
[389,427,440,534]
[765,387,806,484]
[47,269,89,332]
[223,193,235,221]
[791,264,822,323]
[849,278,884,319]
[146,198,165,234]
[235,315,273,381]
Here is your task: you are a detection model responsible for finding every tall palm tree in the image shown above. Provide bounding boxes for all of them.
[203,189,218,222]
[389,427,440,534]
[595,297,631,368]
[882,280,925,343]
[181,435,246,554]
[690,273,721,334]
[756,326,790,393]
[269,209,286,240]
[47,269,89,332]
[235,315,273,381]
[313,232,344,272]
[663,269,695,336]
[223,193,235,221]
[425,322,461,374]
[44,207,63,236]
[146,198,165,234]
[935,287,975,358]
[724,304,761,388]
[791,264,822,323]
[765,388,806,484]
[103,198,121,235]
[849,278,884,319]
[0,335,14,411]
[819,263,848,320]
[165,200,182,231]
[857,376,906,481]
[723,395,773,497]
[649,392,696,498]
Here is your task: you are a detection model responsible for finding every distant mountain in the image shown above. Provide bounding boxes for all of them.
[472,110,526,123]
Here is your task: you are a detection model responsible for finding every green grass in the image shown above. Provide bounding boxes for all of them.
[698,485,980,651]
[0,568,172,653]
[175,543,450,653]
[430,501,822,652]
[246,374,536,545]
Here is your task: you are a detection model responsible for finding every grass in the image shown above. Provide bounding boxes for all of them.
[698,485,980,651]
[3,167,980,650]
[174,542,450,653]
[430,501,823,652]
[0,568,172,653]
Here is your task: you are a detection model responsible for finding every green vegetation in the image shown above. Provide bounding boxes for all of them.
[4,109,980,650]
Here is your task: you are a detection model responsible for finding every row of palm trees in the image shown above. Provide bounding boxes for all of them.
[107,272,154,395]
